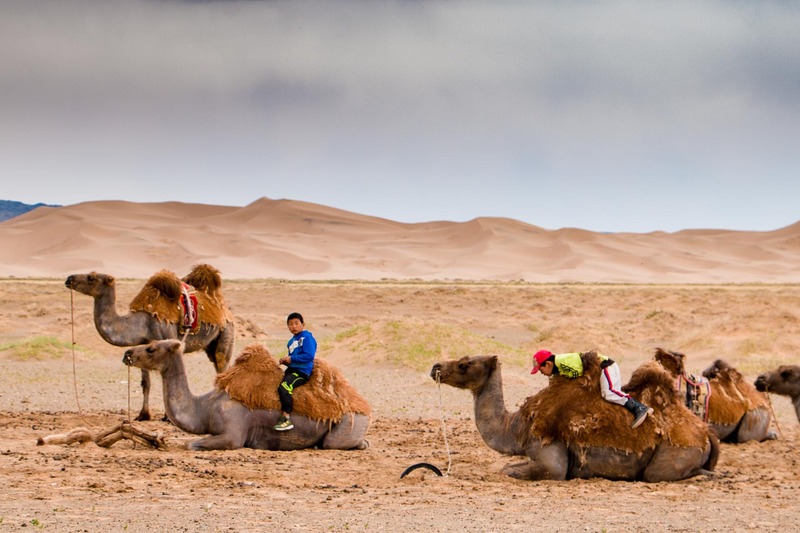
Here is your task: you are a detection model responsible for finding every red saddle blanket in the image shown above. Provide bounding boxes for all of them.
[179,282,198,331]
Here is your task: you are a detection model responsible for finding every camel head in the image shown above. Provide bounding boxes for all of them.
[653,347,686,377]
[430,355,499,392]
[755,365,800,396]
[123,339,184,372]
[65,272,115,297]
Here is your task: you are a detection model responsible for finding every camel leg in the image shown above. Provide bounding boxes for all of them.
[136,369,151,421]
[320,414,370,450]
[203,325,235,373]
[502,440,568,480]
[187,432,246,451]
[643,442,708,482]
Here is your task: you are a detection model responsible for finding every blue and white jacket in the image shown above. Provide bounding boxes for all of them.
[286,330,317,377]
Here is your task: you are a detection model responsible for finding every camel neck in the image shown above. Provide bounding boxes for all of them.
[161,355,209,434]
[472,366,524,456]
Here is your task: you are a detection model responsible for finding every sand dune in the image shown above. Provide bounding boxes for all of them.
[0,197,798,282]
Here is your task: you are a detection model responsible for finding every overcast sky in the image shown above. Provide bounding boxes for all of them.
[2,0,799,233]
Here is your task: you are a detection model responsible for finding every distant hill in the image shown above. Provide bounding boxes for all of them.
[0,200,61,222]
[0,197,798,282]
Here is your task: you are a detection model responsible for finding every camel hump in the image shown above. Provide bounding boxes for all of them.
[702,359,733,380]
[182,264,223,293]
[215,343,371,422]
[145,270,183,300]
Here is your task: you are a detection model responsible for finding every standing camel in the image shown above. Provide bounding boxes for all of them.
[65,264,235,421]
[755,365,800,423]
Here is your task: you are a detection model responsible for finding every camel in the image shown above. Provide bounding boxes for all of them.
[653,348,775,442]
[122,339,371,451]
[755,365,800,423]
[430,353,718,482]
[65,264,235,421]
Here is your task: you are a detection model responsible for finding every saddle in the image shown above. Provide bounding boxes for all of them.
[676,373,712,422]
[179,282,199,332]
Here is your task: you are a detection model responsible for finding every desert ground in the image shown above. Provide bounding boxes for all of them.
[1,278,799,532]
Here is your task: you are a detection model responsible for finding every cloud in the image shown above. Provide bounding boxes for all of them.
[1,0,798,232]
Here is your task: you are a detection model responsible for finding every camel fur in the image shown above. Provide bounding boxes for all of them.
[129,266,231,327]
[755,365,800,423]
[215,343,371,423]
[654,348,775,442]
[123,339,370,451]
[431,352,718,482]
[65,264,235,421]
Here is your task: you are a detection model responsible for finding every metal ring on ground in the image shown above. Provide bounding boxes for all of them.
[400,462,443,478]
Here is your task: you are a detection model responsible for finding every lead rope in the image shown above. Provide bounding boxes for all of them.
[69,289,90,426]
[764,386,785,441]
[435,369,452,476]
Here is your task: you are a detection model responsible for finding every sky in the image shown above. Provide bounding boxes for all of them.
[1,0,799,233]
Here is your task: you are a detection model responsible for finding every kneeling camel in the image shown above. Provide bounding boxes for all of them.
[654,348,775,442]
[431,353,718,482]
[122,339,371,451]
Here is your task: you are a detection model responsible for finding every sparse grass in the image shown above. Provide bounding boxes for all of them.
[323,319,528,371]
[0,336,82,360]
[645,309,662,320]
[526,323,556,342]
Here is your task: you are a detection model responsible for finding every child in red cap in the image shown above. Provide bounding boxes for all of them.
[531,349,653,429]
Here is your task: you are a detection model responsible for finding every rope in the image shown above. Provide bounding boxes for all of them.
[764,387,785,441]
[69,289,90,426]
[127,365,132,423]
[435,369,452,476]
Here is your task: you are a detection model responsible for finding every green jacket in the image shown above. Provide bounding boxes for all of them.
[554,352,608,378]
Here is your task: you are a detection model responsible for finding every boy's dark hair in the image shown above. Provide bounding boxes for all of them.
[287,312,304,324]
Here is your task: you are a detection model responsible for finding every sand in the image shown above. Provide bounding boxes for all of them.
[1,279,799,532]
[1,197,799,282]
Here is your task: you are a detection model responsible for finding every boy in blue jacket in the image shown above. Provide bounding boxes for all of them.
[274,312,317,431]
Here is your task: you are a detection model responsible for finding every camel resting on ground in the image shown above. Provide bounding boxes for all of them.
[755,365,800,423]
[122,339,371,451]
[65,264,235,421]
[653,348,775,442]
[430,352,719,482]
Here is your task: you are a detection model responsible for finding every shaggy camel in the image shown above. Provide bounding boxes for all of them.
[65,264,235,421]
[755,365,800,423]
[430,353,718,482]
[122,339,371,451]
[653,348,775,442]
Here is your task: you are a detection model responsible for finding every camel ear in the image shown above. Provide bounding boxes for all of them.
[106,275,115,285]
[167,339,183,354]
[488,355,498,369]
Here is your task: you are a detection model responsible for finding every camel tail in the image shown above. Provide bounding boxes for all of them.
[704,428,721,472]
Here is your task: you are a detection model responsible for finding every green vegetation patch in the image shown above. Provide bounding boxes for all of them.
[328,320,527,372]
[0,336,80,360]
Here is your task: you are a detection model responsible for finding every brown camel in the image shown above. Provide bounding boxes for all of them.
[122,340,371,451]
[755,365,800,423]
[653,348,775,442]
[65,264,235,421]
[430,353,718,482]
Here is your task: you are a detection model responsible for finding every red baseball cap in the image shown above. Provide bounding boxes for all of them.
[531,350,553,374]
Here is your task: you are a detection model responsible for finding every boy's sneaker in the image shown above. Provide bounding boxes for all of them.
[630,404,653,429]
[274,416,294,431]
